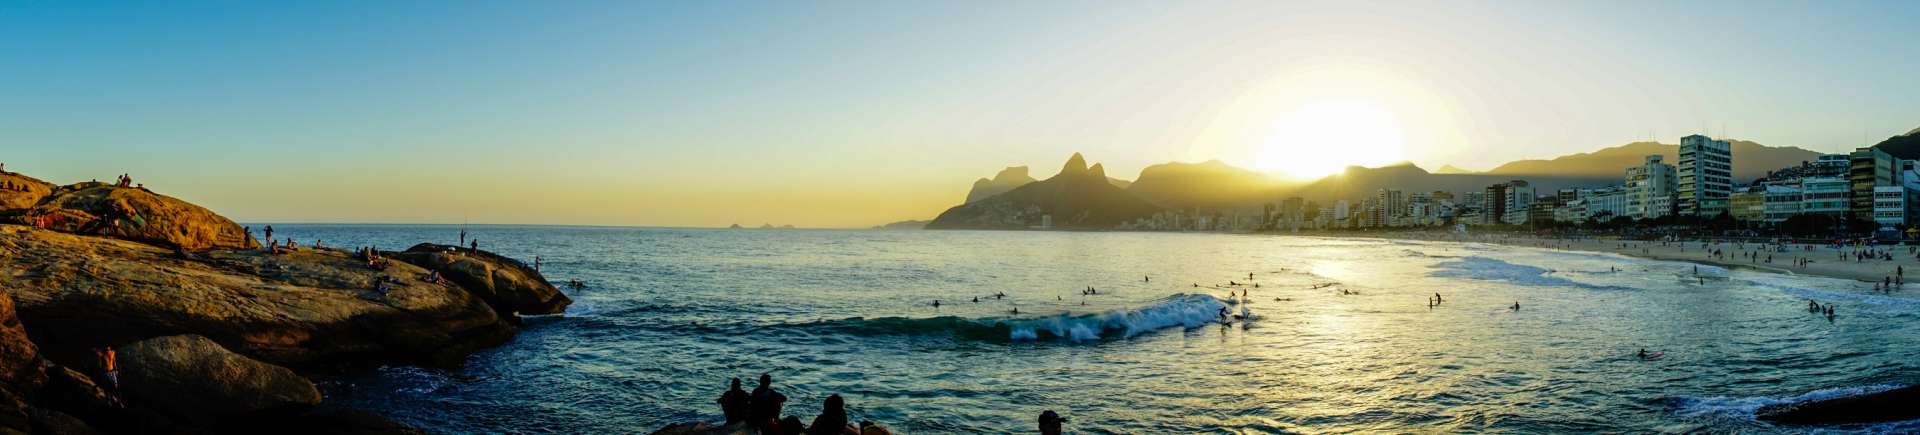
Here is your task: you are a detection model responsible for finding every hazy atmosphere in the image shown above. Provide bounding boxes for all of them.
[5,1,1918,227]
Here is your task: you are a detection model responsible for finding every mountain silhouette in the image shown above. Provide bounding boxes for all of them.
[965,166,1038,203]
[1482,139,1821,184]
[1125,160,1291,209]
[1870,127,1920,160]
[927,153,1162,229]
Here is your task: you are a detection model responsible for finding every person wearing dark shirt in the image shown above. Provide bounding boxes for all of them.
[749,373,787,429]
[716,378,751,425]
[805,394,851,435]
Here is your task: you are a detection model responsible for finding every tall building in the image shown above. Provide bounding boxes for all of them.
[1483,183,1508,225]
[1763,184,1803,223]
[1502,180,1534,225]
[1677,134,1733,217]
[1850,146,1896,219]
[1800,177,1849,218]
[1626,155,1677,219]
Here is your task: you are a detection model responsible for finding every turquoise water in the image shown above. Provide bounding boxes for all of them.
[266,225,1920,433]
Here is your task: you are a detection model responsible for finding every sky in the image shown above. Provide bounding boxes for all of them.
[3,0,1918,228]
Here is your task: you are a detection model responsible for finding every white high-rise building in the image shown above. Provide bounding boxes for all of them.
[1626,155,1678,219]
[1678,134,1733,217]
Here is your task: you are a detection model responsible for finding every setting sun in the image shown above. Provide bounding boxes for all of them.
[1257,99,1409,179]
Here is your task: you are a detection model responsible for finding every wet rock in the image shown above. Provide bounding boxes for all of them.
[1757,384,1920,426]
[27,407,100,435]
[118,335,320,420]
[392,243,572,316]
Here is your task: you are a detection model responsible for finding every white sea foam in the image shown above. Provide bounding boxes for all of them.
[1007,293,1231,342]
[1672,384,1905,421]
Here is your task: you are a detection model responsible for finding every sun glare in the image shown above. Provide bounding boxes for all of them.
[1256,99,1409,179]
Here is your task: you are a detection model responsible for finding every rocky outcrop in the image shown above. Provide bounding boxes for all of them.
[24,184,255,251]
[928,153,1163,230]
[0,172,53,214]
[0,225,512,369]
[391,244,572,316]
[119,335,320,420]
[1757,384,1920,426]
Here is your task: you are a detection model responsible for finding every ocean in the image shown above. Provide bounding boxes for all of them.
[261,225,1920,433]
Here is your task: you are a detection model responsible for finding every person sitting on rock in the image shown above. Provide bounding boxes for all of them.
[717,377,751,426]
[806,394,855,435]
[375,279,392,297]
[749,373,787,430]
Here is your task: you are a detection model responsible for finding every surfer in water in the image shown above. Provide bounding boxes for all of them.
[932,300,941,308]
[1511,302,1520,311]
[1010,307,1019,315]
[1434,293,1443,303]
[972,297,979,303]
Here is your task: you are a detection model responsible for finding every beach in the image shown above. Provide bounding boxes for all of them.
[1378,230,1914,286]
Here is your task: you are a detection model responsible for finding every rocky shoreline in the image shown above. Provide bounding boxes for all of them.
[0,169,570,434]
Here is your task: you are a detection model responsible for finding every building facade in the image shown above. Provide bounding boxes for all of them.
[1626,155,1677,220]
[1677,134,1733,217]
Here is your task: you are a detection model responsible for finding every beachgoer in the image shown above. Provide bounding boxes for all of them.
[749,374,788,429]
[717,378,751,425]
[932,300,941,308]
[471,239,479,252]
[972,297,979,303]
[1512,302,1520,311]
[1038,410,1066,435]
[1011,307,1019,315]
[534,256,542,272]
[264,225,274,242]
[1434,293,1443,303]
[805,394,852,435]
[1638,348,1647,359]
[100,346,119,388]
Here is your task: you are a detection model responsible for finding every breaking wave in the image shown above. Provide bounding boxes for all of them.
[1670,384,1908,425]
[784,293,1232,343]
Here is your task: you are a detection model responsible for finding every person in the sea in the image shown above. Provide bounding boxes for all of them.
[805,394,854,435]
[932,300,941,308]
[749,373,787,430]
[1434,293,1443,303]
[1511,302,1520,311]
[972,297,978,303]
[717,377,751,425]
[1038,410,1066,435]
[1637,348,1647,359]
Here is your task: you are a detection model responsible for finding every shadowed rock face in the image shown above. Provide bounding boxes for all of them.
[119,335,321,420]
[0,291,44,434]
[392,243,572,316]
[25,184,255,251]
[1757,385,1920,426]
[928,153,1163,230]
[0,225,511,369]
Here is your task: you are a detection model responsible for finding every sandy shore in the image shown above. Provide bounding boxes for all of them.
[1376,231,1917,285]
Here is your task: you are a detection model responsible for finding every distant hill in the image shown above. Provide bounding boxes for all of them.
[1871,128,1920,160]
[963,165,1130,203]
[872,220,927,230]
[927,153,1162,229]
[965,166,1038,204]
[1434,165,1477,174]
[1274,162,1627,206]
[1125,160,1289,209]
[1481,140,1822,183]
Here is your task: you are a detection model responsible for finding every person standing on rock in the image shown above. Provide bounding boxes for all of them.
[717,377,751,425]
[264,225,274,243]
[471,239,479,252]
[97,346,119,389]
[749,373,787,430]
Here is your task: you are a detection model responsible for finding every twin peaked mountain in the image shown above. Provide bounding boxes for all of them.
[926,137,1855,230]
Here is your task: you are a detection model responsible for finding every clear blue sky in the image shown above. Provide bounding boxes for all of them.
[3,1,1918,227]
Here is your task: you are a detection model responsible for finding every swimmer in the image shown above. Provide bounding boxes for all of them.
[932,300,941,308]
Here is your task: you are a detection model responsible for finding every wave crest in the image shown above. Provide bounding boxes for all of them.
[790,293,1233,343]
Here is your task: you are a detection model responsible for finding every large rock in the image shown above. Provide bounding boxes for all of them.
[25,184,254,251]
[1757,384,1920,426]
[0,172,53,214]
[0,225,512,368]
[392,244,571,316]
[0,290,43,435]
[118,335,320,419]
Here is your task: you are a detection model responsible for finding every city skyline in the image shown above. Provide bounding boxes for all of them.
[5,1,1920,227]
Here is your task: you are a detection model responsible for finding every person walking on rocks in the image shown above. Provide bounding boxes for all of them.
[97,346,119,389]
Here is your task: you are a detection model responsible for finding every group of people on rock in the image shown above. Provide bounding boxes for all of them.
[715,374,1070,435]
[716,374,883,435]
[112,173,139,189]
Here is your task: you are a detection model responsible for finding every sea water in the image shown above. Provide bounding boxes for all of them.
[264,225,1920,433]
